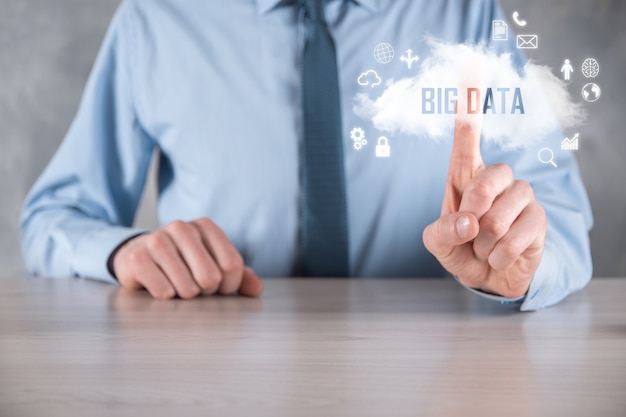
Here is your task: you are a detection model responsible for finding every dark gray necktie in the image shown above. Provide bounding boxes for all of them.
[299,0,349,277]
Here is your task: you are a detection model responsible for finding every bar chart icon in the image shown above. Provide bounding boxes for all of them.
[561,133,579,150]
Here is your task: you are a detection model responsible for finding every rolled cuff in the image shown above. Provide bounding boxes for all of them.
[72,226,148,285]
[519,240,567,312]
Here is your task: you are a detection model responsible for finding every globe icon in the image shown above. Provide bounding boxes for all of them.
[373,43,394,64]
[581,83,601,102]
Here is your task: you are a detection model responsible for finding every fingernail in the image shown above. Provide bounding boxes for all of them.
[456,215,471,239]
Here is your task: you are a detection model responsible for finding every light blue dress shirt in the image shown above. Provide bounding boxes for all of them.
[21,0,593,311]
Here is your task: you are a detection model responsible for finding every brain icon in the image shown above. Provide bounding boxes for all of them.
[581,58,600,78]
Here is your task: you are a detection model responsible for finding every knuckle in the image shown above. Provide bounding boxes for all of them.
[194,217,215,231]
[494,163,513,180]
[145,232,170,253]
[220,252,244,275]
[166,220,191,236]
[126,247,143,264]
[480,215,508,238]
[499,236,525,259]
[515,180,534,199]
[467,178,493,201]
[196,273,221,291]
[532,202,547,224]
[126,247,151,269]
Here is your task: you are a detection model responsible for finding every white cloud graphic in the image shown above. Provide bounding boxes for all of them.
[353,39,585,149]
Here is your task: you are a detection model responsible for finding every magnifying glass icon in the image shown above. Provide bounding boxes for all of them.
[538,147,557,168]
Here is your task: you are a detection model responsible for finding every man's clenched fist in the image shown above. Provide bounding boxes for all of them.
[112,218,263,299]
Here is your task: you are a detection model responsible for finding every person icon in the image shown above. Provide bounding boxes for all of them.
[561,59,574,81]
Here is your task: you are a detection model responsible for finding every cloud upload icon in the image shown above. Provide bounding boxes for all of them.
[357,70,382,88]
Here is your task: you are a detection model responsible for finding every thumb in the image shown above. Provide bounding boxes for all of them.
[239,266,264,297]
[423,212,479,260]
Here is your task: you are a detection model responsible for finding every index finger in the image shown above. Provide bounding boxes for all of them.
[442,61,486,215]
[441,114,485,216]
[450,117,483,184]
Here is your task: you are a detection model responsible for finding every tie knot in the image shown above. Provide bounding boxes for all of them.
[299,0,326,24]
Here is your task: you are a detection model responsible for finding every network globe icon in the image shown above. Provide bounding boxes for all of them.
[581,83,601,102]
[373,43,394,64]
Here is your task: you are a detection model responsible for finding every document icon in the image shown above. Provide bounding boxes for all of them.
[561,133,579,151]
[517,34,538,49]
[492,20,508,41]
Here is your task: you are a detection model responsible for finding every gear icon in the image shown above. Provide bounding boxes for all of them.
[350,127,365,142]
[350,127,367,151]
[353,139,367,150]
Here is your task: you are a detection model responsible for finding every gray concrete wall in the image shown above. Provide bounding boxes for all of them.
[1,0,624,278]
[498,0,626,276]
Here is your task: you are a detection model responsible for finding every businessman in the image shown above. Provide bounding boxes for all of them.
[21,0,593,310]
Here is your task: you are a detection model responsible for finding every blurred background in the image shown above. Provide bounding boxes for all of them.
[1,0,625,279]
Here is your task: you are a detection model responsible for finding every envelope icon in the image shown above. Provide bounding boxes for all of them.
[517,34,538,49]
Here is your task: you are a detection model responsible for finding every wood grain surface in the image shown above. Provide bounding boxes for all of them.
[0,277,625,417]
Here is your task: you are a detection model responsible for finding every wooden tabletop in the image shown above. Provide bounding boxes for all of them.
[0,277,625,417]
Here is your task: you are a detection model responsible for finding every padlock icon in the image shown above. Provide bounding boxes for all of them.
[375,136,390,158]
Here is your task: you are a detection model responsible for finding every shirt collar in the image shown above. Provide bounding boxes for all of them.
[255,0,379,15]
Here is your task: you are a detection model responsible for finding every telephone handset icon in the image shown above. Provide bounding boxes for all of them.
[512,11,527,27]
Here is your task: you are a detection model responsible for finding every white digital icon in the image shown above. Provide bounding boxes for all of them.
[350,127,367,150]
[375,136,390,158]
[561,133,579,151]
[581,58,600,78]
[517,34,538,49]
[492,20,508,41]
[400,49,419,69]
[357,70,382,88]
[373,43,394,64]
[538,147,557,167]
[582,83,601,102]
[561,59,574,81]
[512,11,527,27]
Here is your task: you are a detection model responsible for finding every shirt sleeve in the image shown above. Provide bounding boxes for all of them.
[517,168,593,312]
[20,1,154,284]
